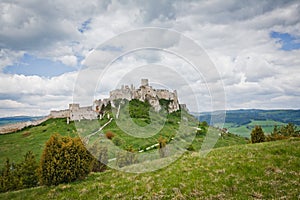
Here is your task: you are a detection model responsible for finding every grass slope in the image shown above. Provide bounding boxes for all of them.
[0,118,77,166]
[0,100,248,167]
[0,116,247,168]
[1,138,299,199]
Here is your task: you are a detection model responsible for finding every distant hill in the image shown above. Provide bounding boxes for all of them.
[0,116,45,126]
[195,109,300,137]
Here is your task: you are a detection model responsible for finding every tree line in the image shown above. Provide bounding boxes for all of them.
[251,123,300,143]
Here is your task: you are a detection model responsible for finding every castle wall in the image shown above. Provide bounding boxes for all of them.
[69,106,97,121]
[50,110,69,118]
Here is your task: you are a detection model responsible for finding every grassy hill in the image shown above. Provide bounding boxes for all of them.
[0,100,247,167]
[0,118,77,166]
[1,138,299,199]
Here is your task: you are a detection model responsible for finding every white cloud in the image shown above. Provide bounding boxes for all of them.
[0,0,300,116]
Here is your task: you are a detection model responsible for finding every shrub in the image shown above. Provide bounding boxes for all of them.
[0,151,39,193]
[265,134,287,142]
[17,151,39,188]
[39,134,94,186]
[158,136,168,158]
[105,131,115,140]
[186,144,195,151]
[0,159,20,193]
[112,136,124,146]
[251,126,265,143]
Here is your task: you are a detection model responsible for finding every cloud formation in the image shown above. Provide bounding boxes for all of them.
[0,0,300,117]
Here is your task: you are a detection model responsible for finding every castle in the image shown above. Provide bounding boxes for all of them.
[50,79,184,122]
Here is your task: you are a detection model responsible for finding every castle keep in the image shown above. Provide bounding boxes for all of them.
[50,79,182,121]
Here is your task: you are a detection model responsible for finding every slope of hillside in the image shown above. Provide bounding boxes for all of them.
[0,100,248,167]
[0,118,77,166]
[1,138,299,199]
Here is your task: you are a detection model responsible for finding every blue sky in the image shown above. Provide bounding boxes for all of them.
[3,54,77,77]
[270,31,300,51]
[0,0,300,117]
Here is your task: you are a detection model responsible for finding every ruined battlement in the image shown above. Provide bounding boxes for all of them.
[50,79,182,122]
[107,79,180,112]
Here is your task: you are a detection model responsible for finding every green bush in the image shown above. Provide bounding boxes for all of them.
[39,134,94,186]
[0,151,39,193]
[0,159,20,193]
[112,136,124,146]
[17,151,39,188]
[251,126,265,143]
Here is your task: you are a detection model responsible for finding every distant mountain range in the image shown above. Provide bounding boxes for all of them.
[0,116,45,126]
[192,109,300,137]
[195,109,300,126]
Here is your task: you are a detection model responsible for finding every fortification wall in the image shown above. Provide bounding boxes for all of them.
[50,110,69,118]
[69,106,97,121]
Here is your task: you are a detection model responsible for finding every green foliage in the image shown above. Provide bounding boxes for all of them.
[0,159,20,193]
[39,134,94,186]
[266,123,299,141]
[278,123,299,137]
[159,99,172,112]
[196,121,208,136]
[186,144,195,151]
[0,151,39,193]
[112,136,124,146]
[251,126,265,143]
[129,99,151,120]
[17,151,39,188]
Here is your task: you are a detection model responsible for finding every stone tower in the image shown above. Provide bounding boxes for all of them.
[141,79,149,87]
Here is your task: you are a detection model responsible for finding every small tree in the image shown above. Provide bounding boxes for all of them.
[0,151,39,193]
[158,136,167,158]
[251,126,265,143]
[112,136,124,146]
[0,159,20,192]
[17,151,39,188]
[39,134,94,186]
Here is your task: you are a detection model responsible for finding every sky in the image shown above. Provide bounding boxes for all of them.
[0,0,300,117]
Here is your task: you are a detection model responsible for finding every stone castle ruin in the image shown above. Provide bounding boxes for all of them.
[109,79,180,112]
[0,79,187,134]
[50,79,184,122]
